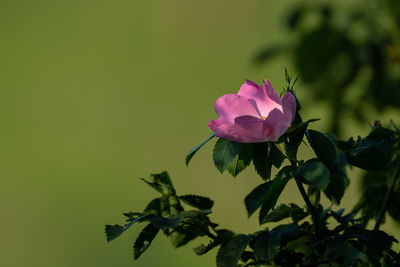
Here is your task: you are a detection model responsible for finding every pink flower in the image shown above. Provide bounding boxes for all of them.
[208,79,297,143]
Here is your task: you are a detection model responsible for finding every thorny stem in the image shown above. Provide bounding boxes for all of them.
[374,165,400,230]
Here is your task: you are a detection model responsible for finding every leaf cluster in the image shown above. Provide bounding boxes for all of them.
[106,84,400,266]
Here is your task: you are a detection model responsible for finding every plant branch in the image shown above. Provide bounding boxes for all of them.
[374,165,400,230]
[295,179,320,234]
[290,159,320,234]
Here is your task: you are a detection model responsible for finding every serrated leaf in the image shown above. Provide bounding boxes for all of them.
[244,182,272,218]
[193,230,231,256]
[227,143,253,177]
[216,234,251,267]
[296,160,330,189]
[151,171,174,188]
[186,133,215,166]
[270,143,286,169]
[171,215,212,248]
[179,195,214,210]
[150,215,182,230]
[143,197,162,215]
[263,203,308,223]
[193,229,235,255]
[323,170,349,205]
[306,130,337,170]
[259,175,291,224]
[213,138,243,173]
[253,142,272,180]
[105,214,151,242]
[133,223,159,260]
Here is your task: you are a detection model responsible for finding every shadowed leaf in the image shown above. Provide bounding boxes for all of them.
[216,234,251,267]
[133,223,159,260]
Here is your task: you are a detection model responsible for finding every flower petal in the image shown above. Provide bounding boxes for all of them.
[209,116,267,143]
[237,80,282,118]
[281,91,297,123]
[264,79,282,105]
[262,92,297,141]
[234,116,272,143]
[213,94,261,125]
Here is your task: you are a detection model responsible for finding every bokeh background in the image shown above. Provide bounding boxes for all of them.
[1,0,399,266]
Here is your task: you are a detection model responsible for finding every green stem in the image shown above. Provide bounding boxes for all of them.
[290,159,320,234]
[374,165,400,230]
[295,180,320,234]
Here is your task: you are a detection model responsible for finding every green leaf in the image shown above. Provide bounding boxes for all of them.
[133,223,159,260]
[143,197,162,215]
[226,143,253,177]
[358,230,398,250]
[270,143,286,169]
[151,171,174,188]
[285,123,307,159]
[323,170,349,205]
[263,203,308,223]
[296,160,330,190]
[186,133,215,166]
[244,182,272,218]
[253,142,272,180]
[179,195,214,210]
[193,229,235,256]
[216,234,251,267]
[252,231,269,260]
[150,215,182,230]
[213,138,242,173]
[259,174,291,224]
[105,214,151,242]
[140,171,175,195]
[267,231,281,259]
[306,130,337,170]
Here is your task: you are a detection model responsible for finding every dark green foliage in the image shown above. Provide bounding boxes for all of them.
[258,173,291,224]
[357,230,398,251]
[216,234,251,267]
[244,182,271,218]
[106,83,400,266]
[323,169,349,204]
[284,123,307,160]
[193,229,235,256]
[227,143,253,177]
[179,195,214,210]
[270,143,285,169]
[252,142,272,180]
[213,138,243,173]
[306,129,337,170]
[105,214,151,242]
[133,223,159,260]
[186,133,215,166]
[143,198,161,215]
[296,160,330,189]
[263,203,308,223]
[149,215,182,230]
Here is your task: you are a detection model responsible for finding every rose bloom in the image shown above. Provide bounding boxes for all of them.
[208,79,296,143]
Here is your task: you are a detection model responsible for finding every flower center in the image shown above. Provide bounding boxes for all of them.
[262,116,268,120]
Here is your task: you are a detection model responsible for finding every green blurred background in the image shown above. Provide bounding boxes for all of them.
[1,1,399,266]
